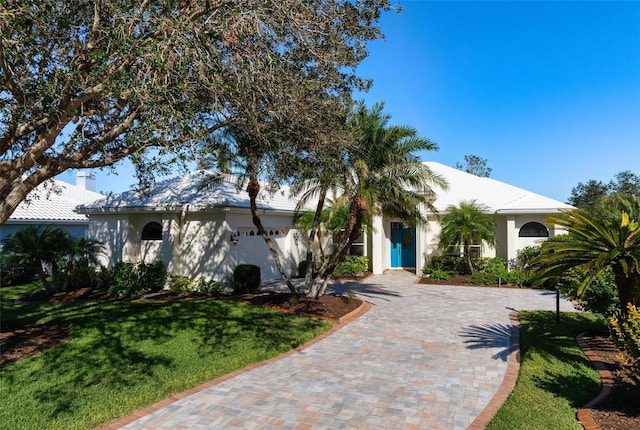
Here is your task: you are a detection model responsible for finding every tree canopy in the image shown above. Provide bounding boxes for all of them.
[568,171,640,208]
[0,0,392,223]
[296,101,446,297]
[455,154,492,177]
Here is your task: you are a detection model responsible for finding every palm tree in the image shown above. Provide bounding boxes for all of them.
[438,200,496,274]
[2,225,72,292]
[58,237,105,291]
[296,101,447,297]
[532,195,640,316]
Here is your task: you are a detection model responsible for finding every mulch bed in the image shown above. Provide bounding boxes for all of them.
[581,334,640,430]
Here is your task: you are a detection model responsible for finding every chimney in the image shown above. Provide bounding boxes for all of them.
[76,171,96,192]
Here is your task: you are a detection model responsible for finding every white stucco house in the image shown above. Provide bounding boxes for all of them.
[368,162,574,276]
[76,162,574,283]
[1,172,103,242]
[76,172,309,283]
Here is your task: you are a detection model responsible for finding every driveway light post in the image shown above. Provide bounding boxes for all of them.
[556,281,561,324]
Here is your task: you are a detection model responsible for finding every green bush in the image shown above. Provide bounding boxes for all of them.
[555,267,619,316]
[610,303,640,375]
[516,245,541,268]
[68,264,99,290]
[297,260,310,278]
[194,279,226,297]
[578,269,619,316]
[484,258,509,281]
[429,256,470,275]
[167,275,195,295]
[107,261,166,298]
[333,255,369,277]
[506,268,534,287]
[424,267,451,281]
[166,276,227,297]
[465,271,498,286]
[233,264,261,294]
[0,254,34,287]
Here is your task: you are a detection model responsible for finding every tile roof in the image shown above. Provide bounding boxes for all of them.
[77,171,301,214]
[424,161,574,213]
[77,163,572,216]
[9,179,104,222]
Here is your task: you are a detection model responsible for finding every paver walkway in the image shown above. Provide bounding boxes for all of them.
[113,271,576,430]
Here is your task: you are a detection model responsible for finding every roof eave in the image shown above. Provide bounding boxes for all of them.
[496,208,567,215]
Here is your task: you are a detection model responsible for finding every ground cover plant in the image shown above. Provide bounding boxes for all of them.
[0,282,332,430]
[488,311,605,430]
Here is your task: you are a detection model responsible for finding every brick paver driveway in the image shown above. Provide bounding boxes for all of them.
[111,270,576,430]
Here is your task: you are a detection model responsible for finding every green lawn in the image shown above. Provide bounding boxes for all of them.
[488,311,607,430]
[0,283,332,430]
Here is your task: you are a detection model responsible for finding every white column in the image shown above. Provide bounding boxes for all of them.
[506,215,517,265]
[371,214,385,274]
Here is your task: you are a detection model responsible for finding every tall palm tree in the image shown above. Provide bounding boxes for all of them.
[296,101,447,297]
[438,200,496,275]
[533,195,640,316]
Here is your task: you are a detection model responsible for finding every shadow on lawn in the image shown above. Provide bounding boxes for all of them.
[2,296,327,420]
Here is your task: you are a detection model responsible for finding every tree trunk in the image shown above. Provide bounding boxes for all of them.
[614,268,640,317]
[464,243,474,275]
[246,167,296,294]
[35,262,52,293]
[303,186,328,294]
[309,194,365,298]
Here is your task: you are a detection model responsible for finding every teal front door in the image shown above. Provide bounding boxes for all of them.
[390,222,416,268]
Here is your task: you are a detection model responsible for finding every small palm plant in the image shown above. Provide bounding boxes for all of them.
[438,200,496,275]
[2,226,104,292]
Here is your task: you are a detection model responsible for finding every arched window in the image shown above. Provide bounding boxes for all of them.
[141,222,163,240]
[519,222,549,238]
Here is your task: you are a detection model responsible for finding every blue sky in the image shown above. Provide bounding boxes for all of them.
[60,0,640,202]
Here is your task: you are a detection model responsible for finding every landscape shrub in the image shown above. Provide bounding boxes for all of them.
[429,256,469,275]
[516,245,541,269]
[507,268,535,287]
[194,279,226,297]
[472,257,494,273]
[424,267,451,281]
[333,255,369,277]
[297,259,310,278]
[167,275,195,295]
[464,271,498,286]
[107,261,166,298]
[68,264,99,290]
[0,254,34,287]
[555,267,619,316]
[484,257,509,282]
[233,264,261,293]
[610,303,640,375]
[166,276,227,297]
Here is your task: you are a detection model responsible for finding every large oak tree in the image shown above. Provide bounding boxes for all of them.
[0,0,392,223]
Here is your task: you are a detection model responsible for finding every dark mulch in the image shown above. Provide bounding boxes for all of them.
[582,334,640,430]
[0,323,70,365]
[239,293,362,322]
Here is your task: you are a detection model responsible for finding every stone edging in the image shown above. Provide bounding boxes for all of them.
[575,333,615,430]
[99,298,371,430]
[467,311,521,429]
